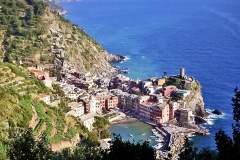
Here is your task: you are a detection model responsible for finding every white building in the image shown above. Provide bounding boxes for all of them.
[138,95,150,103]
[66,107,85,117]
[169,101,179,112]
[67,102,85,117]
[78,113,97,131]
[39,94,51,105]
[142,81,152,88]
[66,92,80,100]
[89,96,97,113]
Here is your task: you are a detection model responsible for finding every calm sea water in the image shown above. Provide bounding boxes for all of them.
[108,121,157,146]
[60,0,240,149]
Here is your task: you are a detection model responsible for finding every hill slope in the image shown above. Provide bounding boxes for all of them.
[0,63,94,159]
[0,0,116,77]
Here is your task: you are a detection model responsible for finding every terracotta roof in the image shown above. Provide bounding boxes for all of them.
[39,94,49,99]
[31,69,44,76]
[131,87,140,92]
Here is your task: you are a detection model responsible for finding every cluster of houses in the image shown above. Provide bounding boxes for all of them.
[29,65,197,131]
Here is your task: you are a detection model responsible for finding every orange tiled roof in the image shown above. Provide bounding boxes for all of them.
[31,69,44,76]
[131,87,139,92]
[39,94,49,99]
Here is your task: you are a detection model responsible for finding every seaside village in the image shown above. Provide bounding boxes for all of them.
[28,62,209,158]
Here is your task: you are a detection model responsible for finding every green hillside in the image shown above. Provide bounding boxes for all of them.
[0,0,112,74]
[0,63,93,159]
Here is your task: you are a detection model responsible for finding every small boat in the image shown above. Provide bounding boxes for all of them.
[129,134,133,137]
[121,68,129,73]
[153,143,162,150]
[155,138,164,142]
[142,133,146,136]
[150,135,156,138]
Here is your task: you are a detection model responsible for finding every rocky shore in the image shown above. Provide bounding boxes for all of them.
[106,53,126,63]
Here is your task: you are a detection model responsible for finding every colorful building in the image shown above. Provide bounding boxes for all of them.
[137,100,170,124]
[163,86,177,97]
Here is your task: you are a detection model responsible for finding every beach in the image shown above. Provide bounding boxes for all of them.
[109,111,138,124]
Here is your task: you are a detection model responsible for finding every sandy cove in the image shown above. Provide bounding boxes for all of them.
[109,111,138,125]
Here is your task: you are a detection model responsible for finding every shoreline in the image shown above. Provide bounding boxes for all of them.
[108,111,208,159]
[111,117,138,125]
[109,111,138,125]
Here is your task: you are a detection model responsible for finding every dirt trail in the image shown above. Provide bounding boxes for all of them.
[29,105,39,129]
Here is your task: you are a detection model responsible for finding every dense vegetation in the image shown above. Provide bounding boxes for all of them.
[0,0,49,63]
[93,116,111,139]
[179,87,240,160]
[8,129,155,160]
[0,0,107,71]
[101,134,156,160]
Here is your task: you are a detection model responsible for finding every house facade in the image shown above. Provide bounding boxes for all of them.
[39,94,51,105]
[78,113,97,131]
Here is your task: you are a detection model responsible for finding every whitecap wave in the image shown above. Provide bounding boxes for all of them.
[204,108,226,125]
[205,118,214,125]
[141,56,145,59]
[124,56,130,61]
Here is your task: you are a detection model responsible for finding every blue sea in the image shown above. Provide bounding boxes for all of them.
[60,0,240,150]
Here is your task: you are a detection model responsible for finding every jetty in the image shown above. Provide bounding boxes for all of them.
[154,124,209,159]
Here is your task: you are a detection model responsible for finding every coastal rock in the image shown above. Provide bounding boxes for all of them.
[106,54,125,63]
[44,0,67,15]
[212,109,222,115]
[184,82,207,117]
[194,116,207,124]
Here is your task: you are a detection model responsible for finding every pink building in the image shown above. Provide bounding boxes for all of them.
[96,93,118,111]
[151,102,169,124]
[138,100,169,124]
[163,86,177,97]
[169,103,174,120]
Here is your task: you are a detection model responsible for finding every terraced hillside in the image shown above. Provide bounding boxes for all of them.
[0,63,92,159]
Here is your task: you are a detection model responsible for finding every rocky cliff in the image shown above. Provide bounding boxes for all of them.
[185,91,205,116]
[43,8,118,77]
[43,0,67,15]
[184,81,207,117]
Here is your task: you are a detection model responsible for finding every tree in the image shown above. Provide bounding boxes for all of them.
[8,128,53,160]
[25,7,34,20]
[215,87,240,160]
[101,134,156,160]
[232,87,240,123]
[179,138,198,160]
[93,116,110,139]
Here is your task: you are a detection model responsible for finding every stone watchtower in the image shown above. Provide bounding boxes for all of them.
[180,67,185,78]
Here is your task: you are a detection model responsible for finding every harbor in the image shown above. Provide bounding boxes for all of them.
[108,120,157,147]
[108,110,210,159]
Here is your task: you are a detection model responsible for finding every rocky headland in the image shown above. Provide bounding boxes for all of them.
[106,54,126,63]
